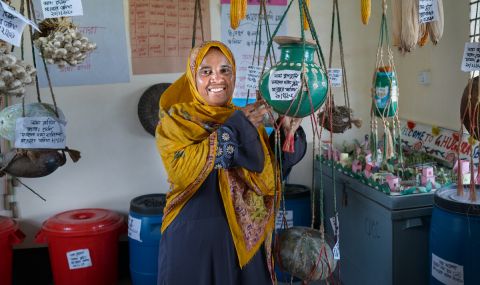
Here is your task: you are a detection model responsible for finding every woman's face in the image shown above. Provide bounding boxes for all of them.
[196,48,235,107]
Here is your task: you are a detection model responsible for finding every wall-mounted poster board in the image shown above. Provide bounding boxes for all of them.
[130,0,211,74]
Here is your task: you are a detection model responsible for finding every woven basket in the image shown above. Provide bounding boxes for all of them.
[138,83,171,136]
[318,105,353,133]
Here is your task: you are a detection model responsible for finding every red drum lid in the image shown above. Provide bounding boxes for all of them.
[41,208,124,236]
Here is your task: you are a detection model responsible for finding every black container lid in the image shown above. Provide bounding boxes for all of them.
[434,186,480,216]
[284,184,310,199]
[130,194,166,215]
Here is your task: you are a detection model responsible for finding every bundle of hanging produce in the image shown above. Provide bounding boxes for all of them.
[229,0,247,29]
[0,42,36,97]
[392,0,443,52]
[32,17,96,68]
[361,0,371,25]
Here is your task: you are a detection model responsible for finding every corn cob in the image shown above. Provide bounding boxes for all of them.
[230,0,247,30]
[427,0,444,44]
[361,0,371,25]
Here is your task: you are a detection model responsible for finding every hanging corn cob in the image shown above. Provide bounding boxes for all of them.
[391,0,401,47]
[302,0,310,30]
[230,0,248,30]
[418,23,429,47]
[400,0,419,53]
[427,0,444,44]
[361,0,371,25]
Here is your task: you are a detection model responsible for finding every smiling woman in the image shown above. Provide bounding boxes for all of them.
[155,41,306,285]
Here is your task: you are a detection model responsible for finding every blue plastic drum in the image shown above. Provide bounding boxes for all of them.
[128,194,166,285]
[275,184,311,282]
[429,186,480,285]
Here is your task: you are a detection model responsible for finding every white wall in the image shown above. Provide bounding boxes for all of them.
[8,0,469,248]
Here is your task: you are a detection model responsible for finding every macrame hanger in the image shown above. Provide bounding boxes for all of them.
[191,0,205,48]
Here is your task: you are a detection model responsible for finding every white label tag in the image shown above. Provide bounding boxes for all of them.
[419,0,437,23]
[268,70,301,101]
[461,42,480,72]
[327,68,342,87]
[41,0,84,19]
[0,1,39,46]
[333,240,340,260]
[66,249,92,270]
[15,117,66,149]
[128,215,142,242]
[329,214,339,236]
[275,210,293,229]
[431,253,464,285]
[246,65,262,90]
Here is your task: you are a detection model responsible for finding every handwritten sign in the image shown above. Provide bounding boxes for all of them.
[461,42,480,72]
[15,117,66,149]
[40,0,83,18]
[221,1,288,98]
[328,68,342,87]
[419,0,437,23]
[0,1,39,46]
[268,70,301,101]
[66,249,92,270]
[400,119,478,166]
[246,65,263,90]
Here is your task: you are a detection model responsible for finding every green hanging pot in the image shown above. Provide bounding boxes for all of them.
[259,36,328,118]
[373,66,398,118]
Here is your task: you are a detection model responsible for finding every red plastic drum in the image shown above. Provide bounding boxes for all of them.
[0,216,25,285]
[35,208,125,285]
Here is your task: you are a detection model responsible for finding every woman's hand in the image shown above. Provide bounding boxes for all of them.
[241,100,272,128]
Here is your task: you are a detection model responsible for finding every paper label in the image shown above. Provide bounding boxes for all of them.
[275,210,293,229]
[66,249,92,270]
[329,214,339,236]
[246,65,263,90]
[333,240,340,260]
[128,215,142,242]
[327,68,342,87]
[431,253,464,285]
[41,0,84,18]
[419,0,437,23]
[15,117,66,149]
[0,1,39,46]
[461,42,480,72]
[268,70,301,101]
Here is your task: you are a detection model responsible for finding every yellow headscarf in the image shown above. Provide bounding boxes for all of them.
[156,41,280,268]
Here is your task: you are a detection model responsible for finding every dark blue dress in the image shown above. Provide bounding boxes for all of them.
[158,111,306,285]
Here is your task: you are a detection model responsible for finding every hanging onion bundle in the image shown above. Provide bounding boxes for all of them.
[230,0,247,30]
[427,0,444,45]
[0,42,36,97]
[33,17,96,68]
[361,0,371,25]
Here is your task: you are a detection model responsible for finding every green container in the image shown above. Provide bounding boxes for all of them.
[374,71,398,118]
[259,36,328,118]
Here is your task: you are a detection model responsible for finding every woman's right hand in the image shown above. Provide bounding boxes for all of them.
[241,100,271,128]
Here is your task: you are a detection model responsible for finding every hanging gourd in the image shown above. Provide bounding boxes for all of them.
[259,36,328,117]
[33,17,97,68]
[275,227,337,282]
[370,0,402,164]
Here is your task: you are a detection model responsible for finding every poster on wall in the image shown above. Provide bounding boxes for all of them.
[33,0,130,87]
[400,119,479,166]
[221,0,287,99]
[130,0,211,74]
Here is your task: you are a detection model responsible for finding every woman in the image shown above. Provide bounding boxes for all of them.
[155,41,306,285]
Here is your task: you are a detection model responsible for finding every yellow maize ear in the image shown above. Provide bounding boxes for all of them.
[361,0,371,25]
[303,0,310,30]
[230,0,247,30]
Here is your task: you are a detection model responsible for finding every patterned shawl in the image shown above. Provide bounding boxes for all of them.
[155,41,280,268]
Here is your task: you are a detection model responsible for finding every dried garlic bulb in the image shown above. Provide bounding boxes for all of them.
[33,17,97,68]
[0,43,36,97]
